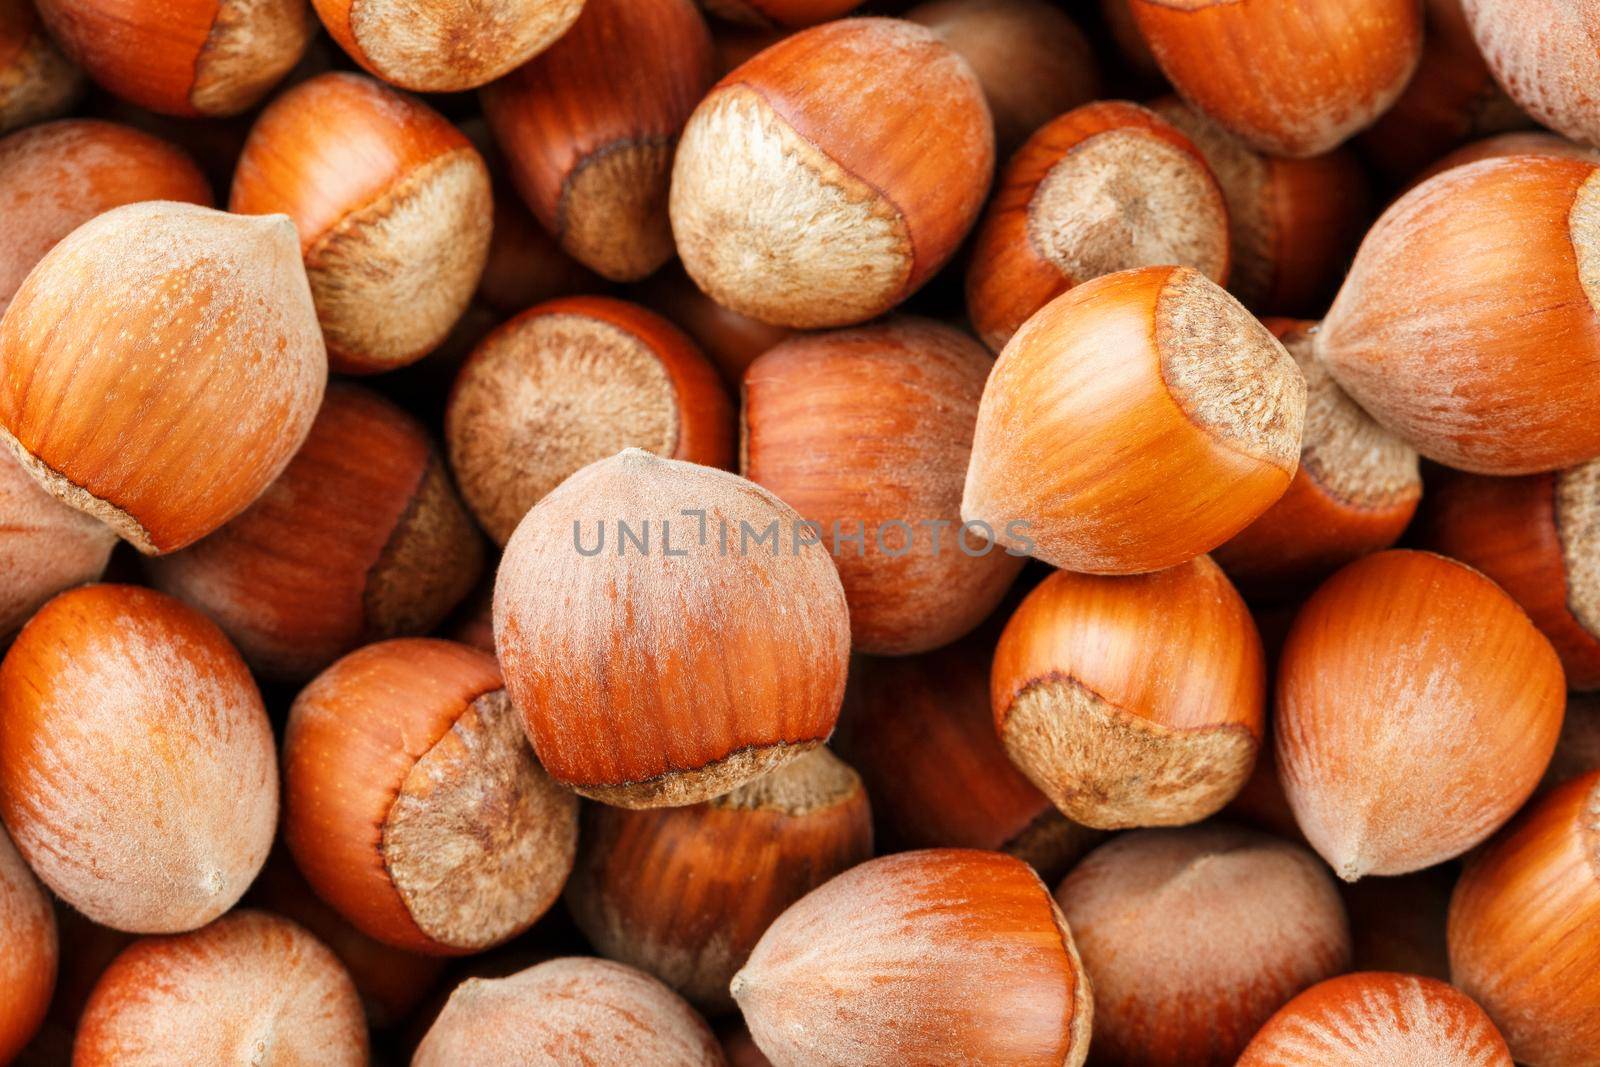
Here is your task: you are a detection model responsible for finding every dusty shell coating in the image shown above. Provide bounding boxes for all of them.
[0,0,83,135]
[1449,771,1600,1066]
[0,201,327,554]
[732,848,1091,1067]
[494,449,849,807]
[74,911,367,1066]
[1237,972,1512,1066]
[0,823,54,1064]
[1277,550,1566,881]
[1056,825,1351,1066]
[904,0,1099,156]
[446,296,733,546]
[670,18,994,328]
[566,748,873,1013]
[701,0,860,28]
[1213,322,1421,599]
[0,585,277,933]
[479,0,713,282]
[1463,0,1600,148]
[147,384,482,681]
[415,957,724,1067]
[34,0,311,117]
[312,0,581,92]
[1129,0,1423,157]
[964,265,1304,574]
[0,119,212,313]
[1317,155,1600,474]
[992,558,1266,830]
[966,100,1230,352]
[283,638,578,955]
[0,445,115,639]
[230,72,492,373]
[741,318,1022,655]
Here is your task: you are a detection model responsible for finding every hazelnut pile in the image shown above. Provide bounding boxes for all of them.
[4,1,1600,1065]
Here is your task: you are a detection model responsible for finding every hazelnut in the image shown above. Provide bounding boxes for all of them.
[1211,320,1421,602]
[0,822,54,1064]
[635,263,794,385]
[963,265,1305,575]
[0,0,82,135]
[966,100,1230,352]
[74,910,368,1066]
[1316,154,1600,474]
[0,118,211,313]
[992,556,1266,830]
[0,584,276,934]
[1276,549,1566,879]
[1464,0,1600,148]
[1128,0,1424,157]
[1237,972,1513,1066]
[741,317,1023,655]
[481,0,714,282]
[231,72,492,374]
[1149,99,1372,317]
[446,296,734,546]
[1448,770,1600,1065]
[415,957,724,1067]
[732,849,1092,1066]
[905,0,1099,157]
[33,0,312,117]
[834,627,1102,880]
[283,638,578,955]
[0,443,115,641]
[669,17,994,328]
[0,201,327,554]
[148,384,483,682]
[494,449,850,807]
[1055,824,1351,1066]
[566,748,872,1012]
[313,0,583,92]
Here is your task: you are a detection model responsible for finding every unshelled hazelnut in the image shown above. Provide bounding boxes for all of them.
[1277,550,1565,880]
[732,849,1091,1066]
[1463,0,1600,148]
[1237,972,1513,1066]
[0,584,276,933]
[1055,824,1351,1066]
[74,910,367,1066]
[0,822,54,1064]
[446,296,733,546]
[966,101,1229,352]
[494,449,850,807]
[834,628,1102,880]
[0,0,82,135]
[481,0,713,282]
[0,201,326,554]
[742,317,1022,654]
[34,0,311,117]
[1316,154,1600,474]
[231,72,491,374]
[566,748,872,1012]
[963,265,1305,575]
[1449,769,1600,1066]
[1211,320,1420,601]
[148,384,483,681]
[0,444,115,641]
[992,557,1266,830]
[1128,0,1423,157]
[0,119,210,312]
[635,264,793,385]
[905,0,1099,157]
[1422,459,1600,689]
[313,0,584,92]
[1359,0,1530,181]
[670,17,994,328]
[415,957,725,1067]
[1149,100,1372,317]
[283,638,578,955]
